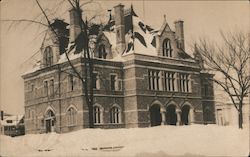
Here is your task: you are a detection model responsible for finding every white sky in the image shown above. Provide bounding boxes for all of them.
[0,0,249,115]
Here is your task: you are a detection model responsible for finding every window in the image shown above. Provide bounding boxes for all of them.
[92,73,100,89]
[148,70,160,90]
[66,107,77,126]
[68,74,74,91]
[203,106,214,123]
[44,81,48,96]
[110,106,121,124]
[26,109,30,118]
[164,72,175,91]
[162,38,172,57]
[179,73,190,92]
[50,79,54,97]
[31,110,35,124]
[93,105,102,124]
[204,84,208,96]
[46,110,55,118]
[44,46,53,66]
[31,84,34,92]
[110,74,117,91]
[98,44,107,59]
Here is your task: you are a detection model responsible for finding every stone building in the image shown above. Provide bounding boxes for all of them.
[215,94,249,127]
[22,4,215,134]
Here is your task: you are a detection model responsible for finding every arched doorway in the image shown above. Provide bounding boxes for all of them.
[150,104,162,126]
[45,110,56,133]
[181,105,190,125]
[166,105,177,125]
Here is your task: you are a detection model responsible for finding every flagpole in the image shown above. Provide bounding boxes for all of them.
[143,0,145,21]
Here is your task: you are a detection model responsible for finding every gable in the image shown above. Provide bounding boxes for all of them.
[158,20,173,36]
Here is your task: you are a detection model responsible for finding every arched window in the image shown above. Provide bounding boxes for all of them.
[45,110,55,119]
[98,44,107,59]
[93,105,103,124]
[44,46,53,66]
[162,38,172,57]
[66,107,77,126]
[110,106,121,124]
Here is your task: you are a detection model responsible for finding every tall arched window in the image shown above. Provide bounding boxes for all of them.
[44,46,53,66]
[98,44,107,59]
[93,105,103,124]
[110,106,121,124]
[162,38,172,57]
[66,107,77,126]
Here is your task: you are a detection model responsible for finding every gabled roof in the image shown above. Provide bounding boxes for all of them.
[0,115,24,126]
[158,15,173,36]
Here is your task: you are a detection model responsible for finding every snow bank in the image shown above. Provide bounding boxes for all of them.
[0,125,249,157]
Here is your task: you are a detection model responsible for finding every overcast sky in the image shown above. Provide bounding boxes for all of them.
[0,0,249,115]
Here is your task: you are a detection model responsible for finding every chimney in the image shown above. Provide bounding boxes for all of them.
[69,8,82,43]
[114,4,125,53]
[1,111,3,120]
[50,19,69,55]
[174,20,185,50]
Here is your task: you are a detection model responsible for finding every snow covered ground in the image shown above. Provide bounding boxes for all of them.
[1,125,249,157]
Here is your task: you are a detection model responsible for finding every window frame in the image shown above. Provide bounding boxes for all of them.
[110,106,121,124]
[66,107,77,126]
[162,38,172,57]
[44,46,53,67]
[98,44,107,59]
[179,73,190,93]
[93,105,103,124]
[110,74,118,91]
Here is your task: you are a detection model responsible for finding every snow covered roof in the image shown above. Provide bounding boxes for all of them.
[123,16,157,56]
[0,115,24,126]
[23,5,194,76]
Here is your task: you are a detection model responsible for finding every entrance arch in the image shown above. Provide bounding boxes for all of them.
[45,110,56,133]
[181,105,190,125]
[149,104,162,126]
[166,105,177,125]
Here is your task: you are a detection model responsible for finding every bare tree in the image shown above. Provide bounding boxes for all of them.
[2,0,106,129]
[195,31,250,129]
[43,0,105,128]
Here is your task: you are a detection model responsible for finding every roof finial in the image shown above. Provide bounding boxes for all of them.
[108,9,112,21]
[163,14,167,23]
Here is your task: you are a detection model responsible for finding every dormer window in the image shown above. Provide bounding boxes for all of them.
[162,38,172,57]
[44,46,53,66]
[98,44,107,59]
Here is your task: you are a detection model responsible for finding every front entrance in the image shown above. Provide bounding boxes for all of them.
[166,105,177,125]
[45,110,55,133]
[181,105,190,125]
[150,104,162,126]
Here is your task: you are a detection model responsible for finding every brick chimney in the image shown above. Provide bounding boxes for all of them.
[69,8,82,43]
[114,4,125,54]
[1,111,3,120]
[174,20,185,50]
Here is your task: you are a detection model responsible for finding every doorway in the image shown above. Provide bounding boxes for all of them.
[166,105,177,125]
[45,110,55,133]
[181,105,190,125]
[150,104,162,126]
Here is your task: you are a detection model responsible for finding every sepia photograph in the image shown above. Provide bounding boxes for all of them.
[0,0,249,156]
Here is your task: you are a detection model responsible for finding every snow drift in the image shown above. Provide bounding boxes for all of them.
[0,125,249,157]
